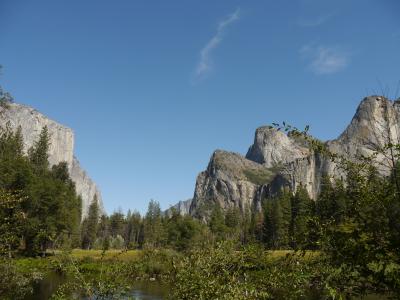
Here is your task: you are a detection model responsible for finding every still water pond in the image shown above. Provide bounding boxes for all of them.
[23,272,387,300]
[24,272,168,300]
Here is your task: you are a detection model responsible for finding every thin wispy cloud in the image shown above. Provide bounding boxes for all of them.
[297,13,334,27]
[300,45,350,75]
[194,8,240,81]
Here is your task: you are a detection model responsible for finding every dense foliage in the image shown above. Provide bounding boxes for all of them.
[81,199,210,252]
[0,124,81,256]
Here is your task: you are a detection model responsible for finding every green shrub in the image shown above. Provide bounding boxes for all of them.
[0,258,43,299]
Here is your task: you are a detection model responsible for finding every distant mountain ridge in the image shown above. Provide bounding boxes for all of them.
[0,102,103,218]
[188,95,400,216]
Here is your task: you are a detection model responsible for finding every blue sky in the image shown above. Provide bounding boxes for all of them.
[0,0,399,214]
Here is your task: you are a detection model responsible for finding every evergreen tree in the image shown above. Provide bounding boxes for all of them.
[209,204,227,241]
[81,197,99,249]
[51,162,71,183]
[224,206,241,240]
[143,199,165,248]
[240,205,252,244]
[279,189,292,248]
[0,124,32,191]
[109,209,125,238]
[250,210,264,243]
[28,126,50,173]
[316,176,346,224]
[125,210,142,249]
[0,190,26,257]
[96,214,110,250]
[263,198,284,249]
[14,126,24,156]
[290,185,314,249]
[0,124,81,255]
[0,124,24,159]
[97,214,109,238]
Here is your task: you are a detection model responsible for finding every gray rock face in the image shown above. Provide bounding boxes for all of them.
[190,96,400,216]
[190,150,275,214]
[328,96,400,175]
[70,157,104,218]
[0,103,74,167]
[0,102,103,218]
[246,126,310,167]
[165,199,192,217]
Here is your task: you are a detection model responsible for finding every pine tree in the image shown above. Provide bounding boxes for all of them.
[0,124,32,191]
[97,214,110,250]
[0,190,26,257]
[263,198,284,249]
[13,126,24,157]
[109,209,125,238]
[209,204,227,241]
[143,199,165,248]
[262,189,292,249]
[0,123,24,159]
[279,189,292,248]
[81,197,99,249]
[0,124,81,255]
[97,214,109,239]
[290,185,314,249]
[51,162,71,183]
[250,211,264,243]
[316,176,346,224]
[225,206,241,240]
[240,205,252,244]
[125,210,142,249]
[28,126,50,173]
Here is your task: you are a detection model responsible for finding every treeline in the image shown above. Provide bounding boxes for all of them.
[79,184,325,252]
[80,199,209,251]
[0,124,81,257]
[79,196,278,252]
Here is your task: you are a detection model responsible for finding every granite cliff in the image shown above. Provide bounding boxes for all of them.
[190,96,400,216]
[0,102,103,218]
[165,199,192,217]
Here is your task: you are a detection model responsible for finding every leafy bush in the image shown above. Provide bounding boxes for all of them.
[171,242,271,299]
[171,241,363,299]
[0,258,43,299]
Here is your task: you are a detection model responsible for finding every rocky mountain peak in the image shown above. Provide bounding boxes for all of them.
[189,95,400,217]
[327,95,400,176]
[246,126,309,167]
[336,96,400,148]
[190,150,275,215]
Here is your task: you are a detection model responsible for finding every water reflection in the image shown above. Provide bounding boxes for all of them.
[24,272,168,300]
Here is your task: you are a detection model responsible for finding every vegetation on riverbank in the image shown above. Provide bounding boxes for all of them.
[7,247,323,299]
